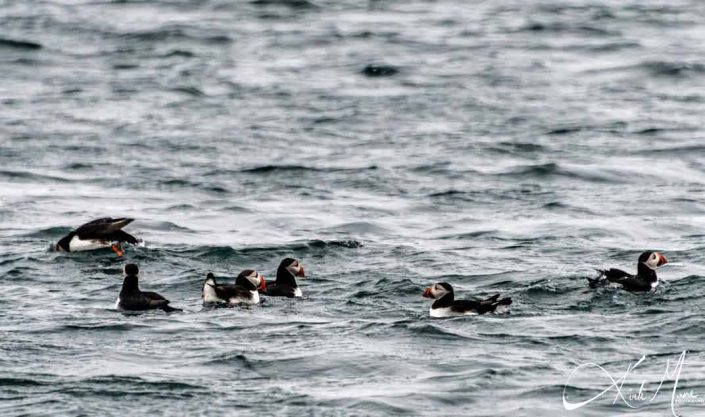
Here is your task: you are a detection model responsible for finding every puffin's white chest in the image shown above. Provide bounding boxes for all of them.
[202,283,221,304]
[429,307,477,318]
[293,287,302,297]
[69,235,108,252]
[234,290,259,305]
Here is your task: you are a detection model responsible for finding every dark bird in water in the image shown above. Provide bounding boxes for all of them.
[422,282,512,318]
[54,217,138,256]
[260,258,305,298]
[116,264,181,312]
[587,251,668,292]
[202,270,266,306]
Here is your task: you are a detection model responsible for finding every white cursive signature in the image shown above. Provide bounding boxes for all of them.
[563,351,687,416]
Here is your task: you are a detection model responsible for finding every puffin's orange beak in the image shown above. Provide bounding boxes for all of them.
[258,275,267,291]
[111,244,124,257]
[297,266,305,277]
[657,254,668,267]
[422,287,433,298]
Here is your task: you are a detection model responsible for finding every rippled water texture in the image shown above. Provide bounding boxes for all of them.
[2,1,705,416]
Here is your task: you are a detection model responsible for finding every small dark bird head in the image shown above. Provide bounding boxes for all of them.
[235,269,266,291]
[204,272,216,286]
[279,258,305,278]
[422,282,454,299]
[638,251,668,270]
[124,263,139,276]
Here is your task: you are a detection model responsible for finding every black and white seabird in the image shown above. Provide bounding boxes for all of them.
[116,264,181,312]
[587,251,668,292]
[202,270,266,306]
[260,258,305,298]
[422,282,512,318]
[54,217,138,256]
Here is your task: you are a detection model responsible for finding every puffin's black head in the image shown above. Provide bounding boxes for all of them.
[235,269,266,291]
[278,258,305,278]
[203,272,216,286]
[422,282,454,299]
[125,263,139,276]
[638,251,668,270]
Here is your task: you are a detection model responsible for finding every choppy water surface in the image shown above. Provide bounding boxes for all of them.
[2,1,705,415]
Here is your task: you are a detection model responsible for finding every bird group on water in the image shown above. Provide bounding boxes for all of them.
[55,217,670,317]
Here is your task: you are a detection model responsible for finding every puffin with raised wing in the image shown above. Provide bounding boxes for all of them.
[422,282,512,318]
[54,217,138,256]
[587,251,668,292]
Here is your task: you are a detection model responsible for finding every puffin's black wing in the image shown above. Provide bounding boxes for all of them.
[262,284,296,298]
[610,275,651,292]
[119,293,169,311]
[588,268,630,288]
[479,294,512,313]
[141,291,167,301]
[140,291,182,312]
[603,268,632,281]
[210,284,250,301]
[451,294,512,314]
[75,218,134,240]
[449,300,482,314]
[601,268,653,291]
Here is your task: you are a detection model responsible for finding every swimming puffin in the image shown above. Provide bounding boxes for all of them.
[260,258,305,298]
[422,282,512,318]
[54,217,138,256]
[116,264,181,312]
[202,270,266,306]
[587,251,668,291]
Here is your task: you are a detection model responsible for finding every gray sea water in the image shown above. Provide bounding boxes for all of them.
[2,1,705,416]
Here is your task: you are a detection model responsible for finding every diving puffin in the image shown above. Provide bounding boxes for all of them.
[260,258,305,298]
[587,251,668,292]
[202,270,266,306]
[54,217,138,256]
[422,282,512,318]
[116,264,181,312]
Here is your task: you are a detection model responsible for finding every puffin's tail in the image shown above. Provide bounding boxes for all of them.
[497,296,512,306]
[587,269,607,288]
[485,294,512,313]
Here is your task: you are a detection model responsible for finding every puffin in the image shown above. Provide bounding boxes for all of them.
[116,264,181,312]
[587,251,668,291]
[260,258,305,298]
[202,270,266,306]
[422,282,512,318]
[54,217,138,256]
